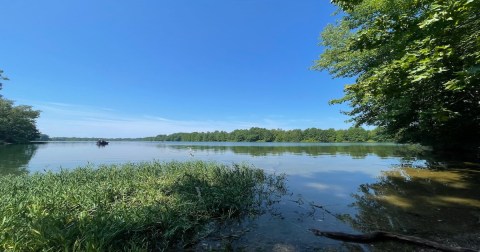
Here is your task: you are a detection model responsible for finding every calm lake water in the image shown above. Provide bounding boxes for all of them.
[1,142,479,251]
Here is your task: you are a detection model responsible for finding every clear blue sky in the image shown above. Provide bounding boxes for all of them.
[1,0,353,138]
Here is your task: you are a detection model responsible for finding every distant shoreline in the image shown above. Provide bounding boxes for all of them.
[41,127,393,143]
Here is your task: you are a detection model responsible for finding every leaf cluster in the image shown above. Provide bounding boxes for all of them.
[315,0,480,150]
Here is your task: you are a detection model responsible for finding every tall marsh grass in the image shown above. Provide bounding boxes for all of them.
[0,161,285,251]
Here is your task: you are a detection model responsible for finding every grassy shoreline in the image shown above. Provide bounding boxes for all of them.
[0,161,285,251]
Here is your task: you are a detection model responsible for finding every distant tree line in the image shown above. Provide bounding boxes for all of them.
[47,127,392,143]
[152,127,392,143]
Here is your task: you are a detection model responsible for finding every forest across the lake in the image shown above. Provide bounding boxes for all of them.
[48,127,392,143]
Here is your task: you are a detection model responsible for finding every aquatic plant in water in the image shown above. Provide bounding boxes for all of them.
[0,161,285,251]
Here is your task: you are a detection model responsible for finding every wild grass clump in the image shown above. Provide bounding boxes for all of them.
[0,161,285,251]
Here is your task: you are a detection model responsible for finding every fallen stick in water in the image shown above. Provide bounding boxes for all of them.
[309,229,478,252]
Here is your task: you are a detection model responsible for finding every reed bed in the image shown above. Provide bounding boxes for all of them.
[0,161,285,251]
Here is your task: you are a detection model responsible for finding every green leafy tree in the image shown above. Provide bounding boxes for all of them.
[0,71,41,143]
[345,127,369,142]
[0,98,41,143]
[314,0,480,150]
[335,129,346,142]
[304,128,321,142]
[284,129,304,142]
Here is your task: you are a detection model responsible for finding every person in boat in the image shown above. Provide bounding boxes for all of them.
[97,139,108,145]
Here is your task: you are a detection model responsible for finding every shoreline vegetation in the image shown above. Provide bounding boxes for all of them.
[0,161,286,251]
[46,126,392,143]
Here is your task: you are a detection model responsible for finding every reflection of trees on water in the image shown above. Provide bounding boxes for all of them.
[169,144,425,160]
[0,144,38,175]
[341,164,480,250]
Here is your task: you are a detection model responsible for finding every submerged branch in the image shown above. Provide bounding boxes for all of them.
[309,229,478,252]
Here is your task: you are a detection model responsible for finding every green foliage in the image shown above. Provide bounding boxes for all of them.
[0,98,41,143]
[314,0,480,150]
[36,134,50,141]
[0,70,41,144]
[0,69,8,95]
[151,127,391,143]
[0,161,286,251]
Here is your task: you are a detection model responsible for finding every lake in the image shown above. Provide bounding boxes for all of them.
[1,142,479,251]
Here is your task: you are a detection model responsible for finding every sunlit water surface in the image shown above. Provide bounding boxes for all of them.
[1,142,479,251]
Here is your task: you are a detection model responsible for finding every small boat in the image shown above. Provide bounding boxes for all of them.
[96,139,109,146]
